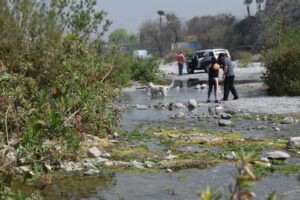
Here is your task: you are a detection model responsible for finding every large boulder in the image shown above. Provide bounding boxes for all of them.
[281,117,295,124]
[188,99,198,109]
[266,151,290,159]
[87,147,102,158]
[287,137,300,148]
[218,120,234,127]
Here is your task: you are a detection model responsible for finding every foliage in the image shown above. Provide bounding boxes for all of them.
[262,20,300,95]
[108,28,139,45]
[235,51,253,68]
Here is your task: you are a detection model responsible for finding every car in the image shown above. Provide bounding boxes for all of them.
[186,49,231,74]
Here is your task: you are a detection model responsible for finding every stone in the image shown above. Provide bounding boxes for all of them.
[257,125,268,130]
[45,164,52,171]
[200,84,208,89]
[287,137,300,148]
[218,120,234,127]
[114,161,132,167]
[84,169,99,176]
[274,127,281,132]
[101,153,111,158]
[84,163,97,169]
[281,117,295,124]
[171,112,185,119]
[136,104,149,110]
[188,99,197,109]
[145,161,155,168]
[221,113,232,119]
[6,152,16,162]
[215,106,223,110]
[113,132,119,138]
[260,157,269,162]
[194,84,201,89]
[165,154,178,160]
[266,151,290,159]
[132,160,144,169]
[225,151,237,160]
[87,147,102,158]
[104,161,114,167]
[166,168,173,173]
[15,166,30,175]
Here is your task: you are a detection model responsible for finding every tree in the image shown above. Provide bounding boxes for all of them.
[166,13,182,50]
[140,20,171,57]
[108,28,138,44]
[244,0,253,17]
[157,10,165,27]
[256,0,264,12]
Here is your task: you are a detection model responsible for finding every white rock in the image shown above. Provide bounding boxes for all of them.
[145,161,155,168]
[200,84,208,89]
[45,164,52,171]
[218,120,234,127]
[260,157,269,162]
[113,132,119,138]
[101,153,111,158]
[221,113,232,119]
[225,151,237,160]
[287,137,300,148]
[104,161,114,167]
[15,166,30,174]
[136,105,149,110]
[216,106,223,110]
[165,154,178,160]
[6,152,16,162]
[166,169,173,173]
[281,117,295,124]
[274,127,281,131]
[132,160,144,169]
[266,151,290,159]
[194,84,201,89]
[84,169,99,176]
[87,147,102,158]
[84,163,97,169]
[188,99,198,109]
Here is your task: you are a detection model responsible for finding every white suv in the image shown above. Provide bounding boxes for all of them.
[187,49,231,74]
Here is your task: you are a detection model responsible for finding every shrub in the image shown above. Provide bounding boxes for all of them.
[262,26,300,96]
[235,51,253,68]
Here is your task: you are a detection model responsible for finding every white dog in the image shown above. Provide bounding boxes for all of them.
[148,80,174,96]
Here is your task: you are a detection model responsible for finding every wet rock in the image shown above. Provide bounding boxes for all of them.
[257,125,268,130]
[104,161,114,167]
[218,120,234,127]
[287,137,300,148]
[201,84,208,89]
[168,102,185,110]
[83,163,97,169]
[101,153,111,158]
[145,161,155,168]
[194,84,201,89]
[274,127,281,132]
[132,160,144,169]
[87,147,102,158]
[224,151,237,160]
[84,169,99,176]
[136,104,149,110]
[6,152,16,162]
[113,132,119,138]
[165,154,179,160]
[281,117,295,124]
[221,113,232,119]
[166,169,173,173]
[15,166,30,175]
[266,151,290,159]
[188,99,197,109]
[171,112,185,119]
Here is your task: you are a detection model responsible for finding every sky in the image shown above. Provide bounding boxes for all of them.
[98,0,260,36]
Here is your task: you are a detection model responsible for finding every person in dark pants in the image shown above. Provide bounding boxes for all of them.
[218,53,238,101]
[177,51,185,76]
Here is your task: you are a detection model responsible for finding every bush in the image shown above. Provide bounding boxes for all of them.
[262,26,300,96]
[235,51,253,68]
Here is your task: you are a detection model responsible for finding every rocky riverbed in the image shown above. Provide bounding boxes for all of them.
[11,64,300,200]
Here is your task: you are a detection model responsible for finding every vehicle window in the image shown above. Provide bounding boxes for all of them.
[196,52,204,58]
[209,52,214,56]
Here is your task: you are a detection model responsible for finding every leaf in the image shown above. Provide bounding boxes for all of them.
[0,73,11,81]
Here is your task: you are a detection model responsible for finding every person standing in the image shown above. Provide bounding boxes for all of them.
[207,57,220,103]
[218,53,238,101]
[177,51,185,76]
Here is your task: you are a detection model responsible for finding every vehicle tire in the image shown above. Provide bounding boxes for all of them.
[187,66,194,74]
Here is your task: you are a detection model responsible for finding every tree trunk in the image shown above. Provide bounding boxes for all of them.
[247,5,251,17]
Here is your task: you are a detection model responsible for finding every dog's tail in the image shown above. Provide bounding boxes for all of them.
[168,80,175,89]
